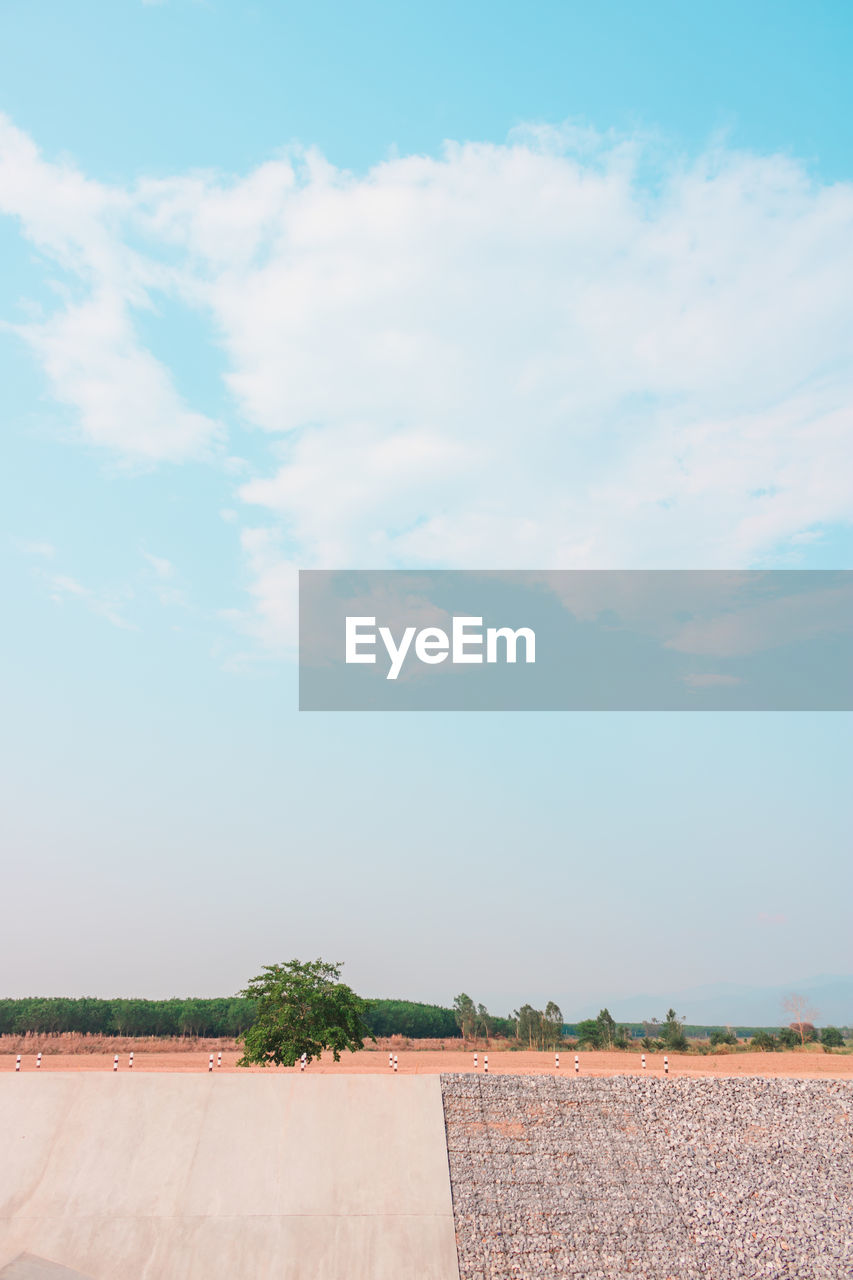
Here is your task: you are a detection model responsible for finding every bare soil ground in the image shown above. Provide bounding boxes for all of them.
[2,1040,850,1077]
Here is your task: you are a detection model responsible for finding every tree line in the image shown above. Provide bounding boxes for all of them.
[0,995,462,1040]
[0,997,257,1038]
[2,994,846,1047]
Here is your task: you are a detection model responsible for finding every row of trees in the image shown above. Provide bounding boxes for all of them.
[363,999,458,1038]
[451,994,515,1043]
[452,994,562,1047]
[515,1002,564,1050]
[0,997,257,1038]
[0,993,459,1042]
[3,988,847,1053]
[570,1007,688,1051]
[752,1025,845,1051]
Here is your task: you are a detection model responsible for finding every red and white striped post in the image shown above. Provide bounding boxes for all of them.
[15,1056,21,1072]
[208,1054,213,1073]
[36,1052,42,1069]
[217,1052,222,1068]
[664,1056,669,1075]
[641,1054,646,1071]
[574,1054,579,1074]
[113,1055,118,1072]
[555,1053,560,1070]
[129,1052,134,1070]
[473,1052,478,1070]
[300,1052,306,1072]
[389,1053,393,1069]
[393,1055,398,1073]
[484,1055,488,1074]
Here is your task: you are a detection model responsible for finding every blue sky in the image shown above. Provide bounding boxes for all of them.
[1,1,851,1018]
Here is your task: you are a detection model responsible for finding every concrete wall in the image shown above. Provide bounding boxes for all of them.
[0,1074,460,1280]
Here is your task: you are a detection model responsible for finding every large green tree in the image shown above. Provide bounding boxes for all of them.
[237,959,372,1067]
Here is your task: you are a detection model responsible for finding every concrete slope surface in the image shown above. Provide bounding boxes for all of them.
[0,1074,460,1280]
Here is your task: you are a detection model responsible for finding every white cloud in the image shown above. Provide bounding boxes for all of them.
[47,574,137,631]
[223,527,298,656]
[2,118,852,650]
[666,580,853,657]
[142,551,175,578]
[189,135,853,649]
[0,114,222,463]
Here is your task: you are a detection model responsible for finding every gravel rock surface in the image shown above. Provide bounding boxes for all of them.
[440,1074,852,1279]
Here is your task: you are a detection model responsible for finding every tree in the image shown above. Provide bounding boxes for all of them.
[613,1024,632,1050]
[596,1008,617,1050]
[821,1026,844,1049]
[543,1002,563,1050]
[782,993,817,1046]
[476,1003,492,1045]
[710,1028,737,1047]
[237,959,372,1067]
[661,1009,688,1052]
[514,1004,542,1049]
[751,1030,779,1051]
[453,993,478,1042]
[575,1018,601,1048]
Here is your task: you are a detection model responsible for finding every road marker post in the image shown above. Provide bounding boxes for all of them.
[574,1054,579,1074]
[664,1056,669,1075]
[484,1055,488,1074]
[393,1054,398,1072]
[15,1056,20,1072]
[113,1055,118,1072]
[129,1052,134,1070]
[208,1054,214,1073]
[36,1052,42,1069]
[555,1053,559,1070]
[642,1054,646,1071]
[300,1053,306,1072]
[217,1052,222,1068]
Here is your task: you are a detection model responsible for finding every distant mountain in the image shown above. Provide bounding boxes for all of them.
[571,975,853,1027]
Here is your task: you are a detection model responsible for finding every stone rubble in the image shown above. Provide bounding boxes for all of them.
[440,1074,853,1279]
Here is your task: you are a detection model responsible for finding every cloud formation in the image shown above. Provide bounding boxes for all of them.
[0,116,222,462]
[1,116,852,648]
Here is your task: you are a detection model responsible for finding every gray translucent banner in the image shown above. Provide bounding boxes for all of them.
[299,570,853,711]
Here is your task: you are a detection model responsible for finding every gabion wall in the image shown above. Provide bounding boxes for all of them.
[440,1075,853,1280]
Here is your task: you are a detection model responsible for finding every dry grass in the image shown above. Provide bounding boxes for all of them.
[0,1033,239,1055]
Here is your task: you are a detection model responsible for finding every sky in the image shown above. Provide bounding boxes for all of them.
[1,1,851,1020]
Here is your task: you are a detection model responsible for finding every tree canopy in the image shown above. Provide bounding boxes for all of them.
[237,959,372,1067]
